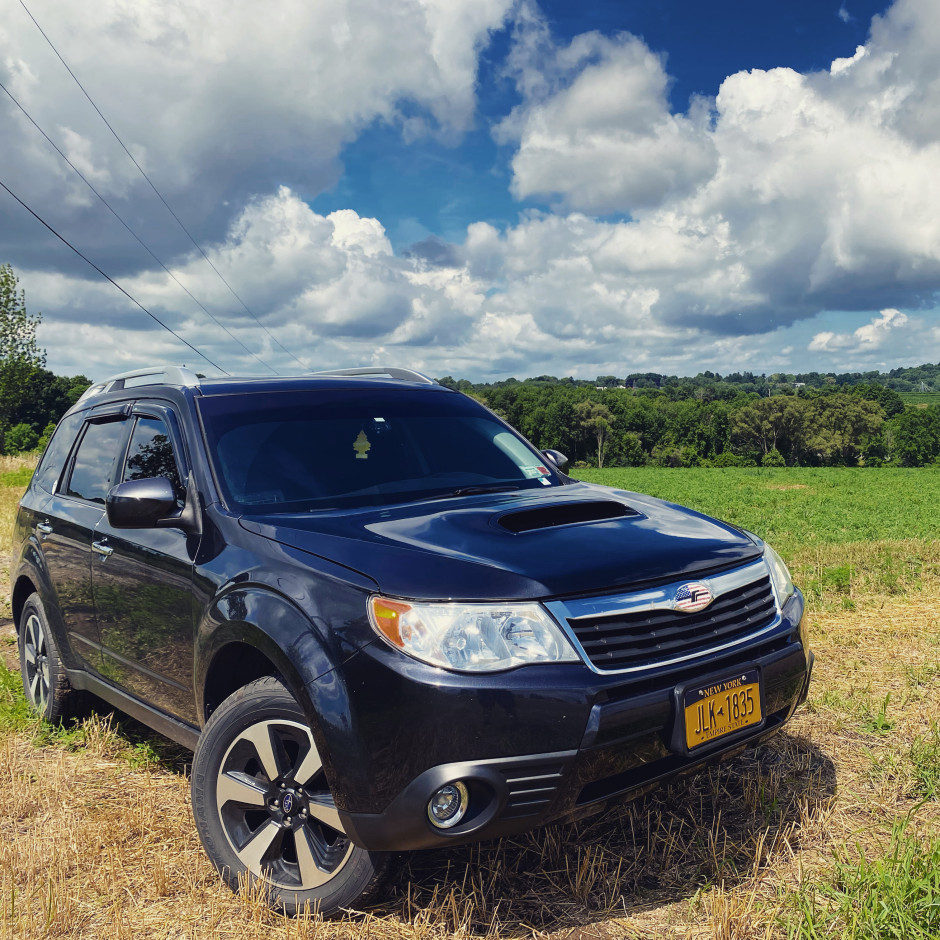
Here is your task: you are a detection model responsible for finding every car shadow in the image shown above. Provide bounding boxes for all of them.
[375,731,836,935]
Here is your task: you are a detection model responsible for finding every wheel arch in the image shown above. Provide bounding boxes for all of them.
[201,641,287,720]
[10,552,88,675]
[11,574,38,631]
[195,586,351,775]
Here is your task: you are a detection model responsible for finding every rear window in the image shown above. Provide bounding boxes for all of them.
[197,387,559,513]
[33,412,84,494]
[65,418,129,504]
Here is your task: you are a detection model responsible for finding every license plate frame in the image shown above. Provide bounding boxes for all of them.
[672,666,765,756]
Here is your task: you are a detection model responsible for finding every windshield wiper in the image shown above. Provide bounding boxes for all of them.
[449,484,521,497]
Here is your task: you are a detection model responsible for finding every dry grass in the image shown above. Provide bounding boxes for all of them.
[2,460,939,938]
[0,454,37,620]
[5,585,938,939]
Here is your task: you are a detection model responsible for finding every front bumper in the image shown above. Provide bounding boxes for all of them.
[326,591,812,852]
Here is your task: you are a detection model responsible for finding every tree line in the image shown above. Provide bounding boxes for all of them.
[439,372,940,468]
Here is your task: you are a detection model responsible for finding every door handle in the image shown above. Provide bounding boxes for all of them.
[37,522,53,535]
[92,540,114,558]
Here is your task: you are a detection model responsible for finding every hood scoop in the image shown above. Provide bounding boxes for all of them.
[497,499,638,534]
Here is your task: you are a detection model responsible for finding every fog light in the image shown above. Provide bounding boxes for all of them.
[427,781,468,829]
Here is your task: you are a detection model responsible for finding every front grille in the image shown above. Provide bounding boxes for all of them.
[554,565,777,673]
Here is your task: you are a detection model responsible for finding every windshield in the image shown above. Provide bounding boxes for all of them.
[197,387,561,513]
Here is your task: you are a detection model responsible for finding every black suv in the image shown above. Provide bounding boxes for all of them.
[12,366,812,915]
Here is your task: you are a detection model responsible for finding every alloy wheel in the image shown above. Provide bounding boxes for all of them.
[215,718,354,890]
[22,611,51,712]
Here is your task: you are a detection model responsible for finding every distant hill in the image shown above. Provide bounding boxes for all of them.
[440,362,940,394]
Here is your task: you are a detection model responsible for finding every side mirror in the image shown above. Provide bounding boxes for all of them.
[542,449,569,472]
[107,477,179,529]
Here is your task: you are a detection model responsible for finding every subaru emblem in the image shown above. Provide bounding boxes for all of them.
[282,792,294,815]
[674,582,713,613]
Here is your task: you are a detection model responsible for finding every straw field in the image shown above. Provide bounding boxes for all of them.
[2,462,940,939]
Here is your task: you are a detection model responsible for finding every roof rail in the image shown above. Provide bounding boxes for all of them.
[75,365,202,404]
[308,367,438,385]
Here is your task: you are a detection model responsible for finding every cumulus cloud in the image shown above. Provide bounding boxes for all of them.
[31,188,489,378]
[11,0,940,382]
[497,0,940,337]
[495,10,717,212]
[0,0,512,268]
[25,188,766,381]
[809,308,910,352]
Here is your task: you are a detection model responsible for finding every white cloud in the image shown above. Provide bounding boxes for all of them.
[24,189,761,381]
[830,44,866,74]
[11,0,940,383]
[0,0,513,262]
[496,20,717,212]
[31,188,489,378]
[497,0,940,336]
[809,308,910,352]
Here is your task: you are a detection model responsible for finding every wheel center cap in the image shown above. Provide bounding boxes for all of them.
[281,790,296,816]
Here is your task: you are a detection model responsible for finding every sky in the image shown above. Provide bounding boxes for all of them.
[1,0,938,382]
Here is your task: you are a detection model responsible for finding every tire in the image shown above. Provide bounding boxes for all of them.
[18,592,80,722]
[191,676,387,916]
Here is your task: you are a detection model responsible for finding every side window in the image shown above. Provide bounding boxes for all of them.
[65,419,129,504]
[124,416,184,502]
[33,412,85,495]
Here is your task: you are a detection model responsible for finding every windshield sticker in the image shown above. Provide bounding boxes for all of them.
[521,465,551,479]
[353,430,371,460]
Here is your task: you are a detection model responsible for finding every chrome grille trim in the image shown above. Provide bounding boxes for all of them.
[545,559,781,676]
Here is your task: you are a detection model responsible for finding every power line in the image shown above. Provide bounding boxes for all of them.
[18,0,308,370]
[0,176,228,375]
[0,78,280,376]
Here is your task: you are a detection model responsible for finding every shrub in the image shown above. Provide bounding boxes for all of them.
[712,451,758,468]
[4,422,38,454]
[36,421,56,453]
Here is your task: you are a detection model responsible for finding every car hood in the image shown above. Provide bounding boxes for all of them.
[238,481,762,600]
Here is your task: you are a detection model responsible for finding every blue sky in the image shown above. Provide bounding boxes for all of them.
[1,0,937,381]
[315,0,890,249]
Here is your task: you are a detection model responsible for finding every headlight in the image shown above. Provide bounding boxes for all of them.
[764,543,795,605]
[368,597,578,672]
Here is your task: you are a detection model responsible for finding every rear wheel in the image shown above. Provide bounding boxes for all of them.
[191,676,387,916]
[18,593,80,722]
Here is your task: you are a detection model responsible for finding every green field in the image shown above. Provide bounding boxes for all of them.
[573,467,939,558]
[899,391,940,408]
[573,466,940,609]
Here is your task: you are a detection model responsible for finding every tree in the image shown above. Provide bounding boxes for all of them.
[889,407,940,466]
[575,401,613,468]
[0,264,45,445]
[805,395,883,465]
[8,368,91,431]
[731,396,807,464]
[848,382,905,418]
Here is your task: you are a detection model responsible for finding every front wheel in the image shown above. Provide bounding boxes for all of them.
[191,676,387,916]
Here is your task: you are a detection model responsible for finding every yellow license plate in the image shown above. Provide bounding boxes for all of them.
[684,669,762,750]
